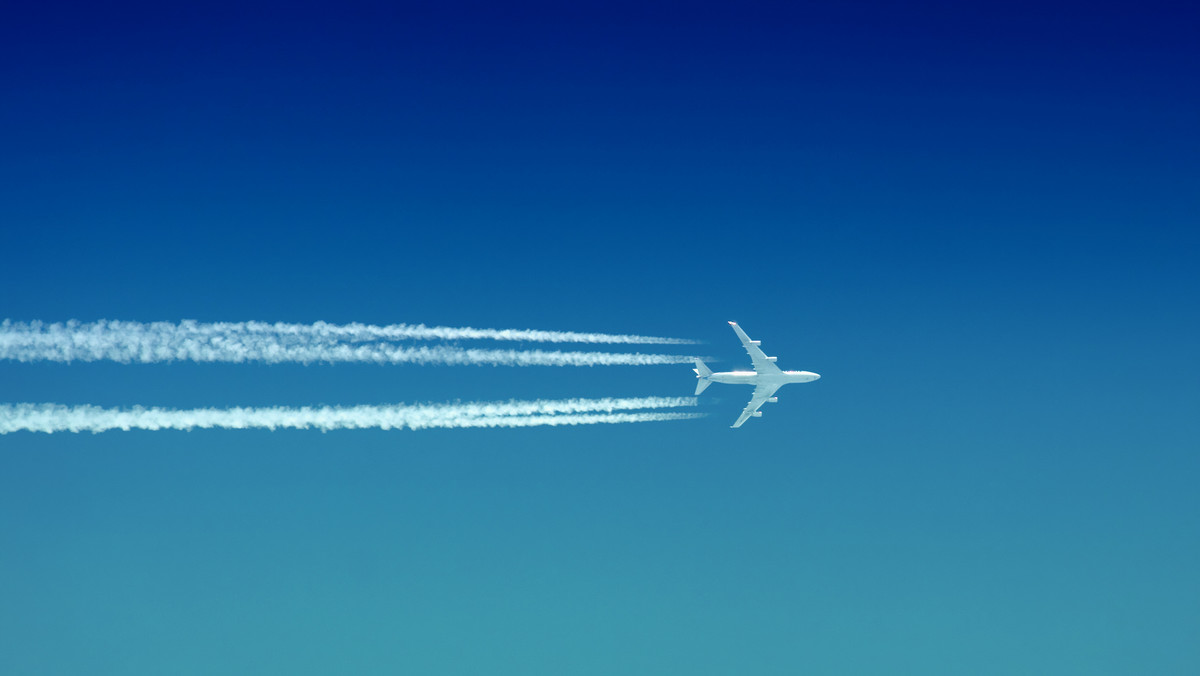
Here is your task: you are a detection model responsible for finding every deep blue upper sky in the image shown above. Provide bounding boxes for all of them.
[2,3,1198,674]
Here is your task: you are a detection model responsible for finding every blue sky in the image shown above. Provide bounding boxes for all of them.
[2,3,1198,674]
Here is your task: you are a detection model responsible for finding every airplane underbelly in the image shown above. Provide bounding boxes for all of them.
[713,373,758,385]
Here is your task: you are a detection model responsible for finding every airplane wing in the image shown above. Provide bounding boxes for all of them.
[731,382,783,428]
[729,321,782,375]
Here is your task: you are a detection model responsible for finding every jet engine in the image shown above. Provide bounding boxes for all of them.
[767,397,778,403]
[752,411,763,417]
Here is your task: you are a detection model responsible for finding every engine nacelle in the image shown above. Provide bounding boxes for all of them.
[765,356,777,362]
[749,340,761,346]
[752,411,763,417]
[767,397,778,403]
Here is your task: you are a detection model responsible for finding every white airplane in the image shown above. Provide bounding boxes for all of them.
[693,321,821,428]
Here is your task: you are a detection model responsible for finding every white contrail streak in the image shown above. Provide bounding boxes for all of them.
[0,320,698,366]
[3,319,697,346]
[204,319,698,344]
[2,342,692,367]
[0,397,704,434]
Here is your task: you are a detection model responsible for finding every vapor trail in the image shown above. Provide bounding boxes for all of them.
[1,341,693,366]
[0,397,704,434]
[211,320,697,344]
[0,320,698,366]
[2,319,697,347]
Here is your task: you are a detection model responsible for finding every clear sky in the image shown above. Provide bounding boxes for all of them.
[2,3,1198,674]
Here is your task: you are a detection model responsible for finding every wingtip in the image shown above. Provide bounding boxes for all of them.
[728,320,737,326]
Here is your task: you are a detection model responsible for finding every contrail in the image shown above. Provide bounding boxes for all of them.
[0,341,693,367]
[0,397,704,434]
[3,319,697,346]
[0,320,698,366]
[191,319,698,344]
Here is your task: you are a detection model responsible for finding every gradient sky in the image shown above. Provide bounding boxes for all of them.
[2,3,1198,674]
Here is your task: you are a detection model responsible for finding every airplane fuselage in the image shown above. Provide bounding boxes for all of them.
[708,370,820,386]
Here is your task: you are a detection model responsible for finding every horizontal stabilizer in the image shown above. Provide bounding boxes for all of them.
[693,358,713,395]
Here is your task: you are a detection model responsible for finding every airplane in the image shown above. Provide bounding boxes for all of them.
[693,321,820,428]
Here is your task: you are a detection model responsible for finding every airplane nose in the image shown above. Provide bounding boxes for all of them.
[811,372,821,381]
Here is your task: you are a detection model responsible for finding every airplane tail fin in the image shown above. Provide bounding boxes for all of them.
[692,359,713,395]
